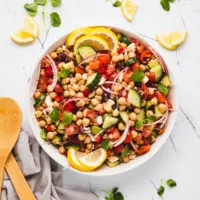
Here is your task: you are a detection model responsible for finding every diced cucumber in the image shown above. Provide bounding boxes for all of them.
[127,89,141,108]
[57,129,65,134]
[86,72,101,91]
[101,140,110,150]
[40,129,47,140]
[34,93,46,107]
[148,59,163,81]
[63,61,74,73]
[148,59,160,69]
[57,122,65,134]
[88,104,95,109]
[88,91,96,98]
[65,143,80,150]
[106,160,120,168]
[137,109,145,121]
[119,111,129,123]
[91,126,102,134]
[155,106,164,118]
[145,101,152,110]
[51,136,62,145]
[161,75,171,87]
[102,113,111,121]
[102,116,119,129]
[77,46,96,59]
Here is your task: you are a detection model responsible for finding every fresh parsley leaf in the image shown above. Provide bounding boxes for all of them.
[113,0,121,7]
[157,185,165,196]
[112,187,118,194]
[146,115,156,123]
[114,192,124,200]
[166,179,177,187]
[135,120,143,130]
[51,0,61,7]
[63,111,73,125]
[102,187,124,200]
[61,68,70,78]
[34,0,47,6]
[101,140,110,150]
[168,0,175,2]
[160,0,170,11]
[119,34,131,45]
[24,3,38,16]
[121,144,130,158]
[50,12,61,27]
[131,69,145,82]
[40,129,47,140]
[157,84,169,95]
[125,57,137,66]
[49,108,60,122]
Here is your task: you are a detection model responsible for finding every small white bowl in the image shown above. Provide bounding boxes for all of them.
[29,26,178,176]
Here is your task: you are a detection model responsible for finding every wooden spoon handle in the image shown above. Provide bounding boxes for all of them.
[0,154,7,197]
[5,153,36,200]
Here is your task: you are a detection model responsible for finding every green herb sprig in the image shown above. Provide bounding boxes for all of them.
[160,0,175,12]
[102,187,124,200]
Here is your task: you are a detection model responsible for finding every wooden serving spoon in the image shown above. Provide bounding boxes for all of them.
[0,98,36,200]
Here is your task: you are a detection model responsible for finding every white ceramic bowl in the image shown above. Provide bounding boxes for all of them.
[29,26,178,176]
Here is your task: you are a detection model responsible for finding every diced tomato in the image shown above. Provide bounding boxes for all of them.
[138,144,151,155]
[146,72,156,82]
[46,126,52,132]
[114,144,124,153]
[45,67,53,77]
[107,71,118,81]
[86,109,98,123]
[47,78,53,85]
[124,132,133,143]
[107,127,115,134]
[144,139,149,145]
[141,84,149,99]
[89,60,100,70]
[98,66,107,74]
[123,69,132,83]
[143,127,152,138]
[65,123,79,136]
[63,101,76,113]
[37,75,48,92]
[136,41,145,54]
[55,96,63,103]
[118,46,125,54]
[83,89,90,97]
[95,135,102,143]
[167,100,173,110]
[107,150,112,157]
[75,66,85,74]
[154,91,166,103]
[158,127,165,135]
[131,61,140,71]
[41,58,50,68]
[130,38,137,43]
[112,129,121,140]
[140,50,152,64]
[54,83,63,94]
[106,65,115,75]
[97,54,110,67]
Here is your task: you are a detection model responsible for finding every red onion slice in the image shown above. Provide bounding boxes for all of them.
[130,142,138,153]
[101,86,118,95]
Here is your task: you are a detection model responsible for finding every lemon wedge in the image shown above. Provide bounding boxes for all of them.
[121,0,138,22]
[10,30,34,44]
[156,31,188,50]
[90,27,119,54]
[67,27,92,46]
[67,148,90,172]
[74,35,109,56]
[78,148,107,171]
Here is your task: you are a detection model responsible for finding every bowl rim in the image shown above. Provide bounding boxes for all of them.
[28,25,178,176]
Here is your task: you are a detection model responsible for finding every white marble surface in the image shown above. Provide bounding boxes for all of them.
[1,0,200,199]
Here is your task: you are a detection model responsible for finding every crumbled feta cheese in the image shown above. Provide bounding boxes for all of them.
[97,116,103,125]
[98,77,106,85]
[83,126,91,134]
[45,96,53,112]
[143,75,149,84]
[82,73,87,80]
[107,99,115,106]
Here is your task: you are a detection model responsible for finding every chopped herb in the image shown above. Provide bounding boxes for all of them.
[40,129,47,140]
[157,185,165,196]
[158,84,169,95]
[166,179,177,187]
[63,111,73,125]
[121,144,130,158]
[160,0,170,11]
[34,0,47,6]
[145,116,156,123]
[49,108,60,122]
[135,120,143,129]
[131,69,145,82]
[50,12,61,27]
[168,0,175,2]
[101,140,110,150]
[102,187,124,200]
[113,0,121,7]
[24,3,38,16]
[59,68,70,78]
[51,0,61,7]
[125,57,138,66]
[119,34,131,45]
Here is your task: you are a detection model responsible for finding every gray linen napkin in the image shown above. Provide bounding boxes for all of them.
[1,128,98,200]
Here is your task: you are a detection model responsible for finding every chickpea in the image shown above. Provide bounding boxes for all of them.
[40,69,45,76]
[95,95,102,101]
[129,112,137,121]
[118,54,124,60]
[77,99,85,107]
[124,55,129,61]
[76,92,84,98]
[146,110,154,117]
[73,115,78,121]
[62,77,70,85]
[34,91,41,99]
[75,73,82,81]
[35,111,42,118]
[68,85,73,90]
[87,143,93,150]
[122,82,128,86]
[151,97,158,105]
[78,133,86,141]
[91,98,99,106]
[141,100,146,107]
[37,106,44,111]
[79,84,86,91]
[69,52,73,58]
[83,109,88,117]
[94,104,103,112]
[69,90,76,97]
[76,111,83,118]
[50,52,57,59]
[39,120,46,127]
[62,45,67,51]
[123,156,130,163]
[119,105,126,111]
[64,90,69,97]
[63,85,68,90]
[58,62,65,69]
[50,92,57,99]
[112,109,119,117]
[129,82,134,87]
[104,104,113,113]
[118,122,125,131]
[149,88,155,95]
[140,64,146,71]
[130,121,135,127]
[134,108,141,114]
[118,97,126,105]
[128,52,135,58]
[96,88,103,96]
[57,47,63,53]
[112,55,119,63]
[84,136,92,144]
[47,132,56,140]
[85,148,91,154]
[131,130,138,138]
[47,85,53,92]
[120,43,127,48]
[45,117,52,125]
[82,118,90,126]
[121,90,127,97]
[73,84,80,92]
[50,124,56,131]
[129,154,136,160]
[76,119,82,126]
[103,134,109,140]
[59,146,65,154]
[158,103,167,113]
[52,101,59,108]
[113,84,121,92]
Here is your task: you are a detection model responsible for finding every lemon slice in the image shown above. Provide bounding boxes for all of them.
[67,148,90,172]
[156,31,188,50]
[78,148,107,171]
[67,27,92,46]
[10,30,34,44]
[90,27,119,54]
[121,0,138,22]
[74,35,109,56]
[22,16,39,38]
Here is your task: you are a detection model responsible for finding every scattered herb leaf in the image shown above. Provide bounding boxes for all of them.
[119,34,131,45]
[157,185,165,196]
[160,0,170,11]
[24,3,38,16]
[168,0,175,2]
[125,57,138,66]
[51,0,61,7]
[113,0,121,7]
[50,12,61,27]
[63,111,73,125]
[146,115,156,123]
[49,108,60,122]
[101,140,110,150]
[158,84,169,95]
[40,129,47,140]
[135,120,143,130]
[166,179,177,187]
[131,69,145,82]
[102,187,124,200]
[121,144,130,158]
[34,0,47,6]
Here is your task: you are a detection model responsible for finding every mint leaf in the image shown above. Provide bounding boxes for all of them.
[34,0,47,6]
[50,12,61,27]
[114,192,124,200]
[160,0,170,11]
[40,129,47,140]
[146,115,156,123]
[63,111,73,125]
[131,69,145,82]
[166,179,177,187]
[101,140,110,150]
[24,3,38,16]
[51,0,61,7]
[49,108,60,122]
[113,0,121,7]
[135,120,143,130]
[157,185,165,196]
[168,0,175,2]
[158,84,169,95]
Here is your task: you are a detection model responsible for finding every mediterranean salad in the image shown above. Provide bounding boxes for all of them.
[33,27,173,172]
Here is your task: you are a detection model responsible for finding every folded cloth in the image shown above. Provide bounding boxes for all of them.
[1,128,98,200]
